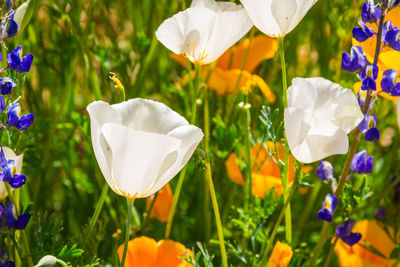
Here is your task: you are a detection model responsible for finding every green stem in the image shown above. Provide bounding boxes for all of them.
[259,184,296,266]
[323,237,338,267]
[5,184,33,267]
[82,184,109,247]
[243,97,252,210]
[204,84,228,267]
[205,160,228,267]
[121,198,134,267]
[278,36,292,243]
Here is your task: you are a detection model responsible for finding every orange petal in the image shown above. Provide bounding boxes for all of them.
[217,35,278,72]
[252,173,283,198]
[170,54,189,68]
[268,241,293,267]
[146,184,174,223]
[208,68,276,102]
[156,240,193,267]
[225,152,245,185]
[334,220,397,267]
[118,236,158,267]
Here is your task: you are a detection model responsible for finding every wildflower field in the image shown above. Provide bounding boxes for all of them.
[0,0,399,266]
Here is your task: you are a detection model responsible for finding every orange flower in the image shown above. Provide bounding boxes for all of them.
[353,7,400,101]
[268,241,293,267]
[334,220,397,267]
[172,35,278,102]
[146,184,173,223]
[117,236,193,267]
[225,142,295,198]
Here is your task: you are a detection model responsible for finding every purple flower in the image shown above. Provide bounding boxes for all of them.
[7,103,34,130]
[357,90,374,110]
[0,249,15,267]
[342,46,367,72]
[336,220,362,246]
[359,64,378,81]
[317,194,337,222]
[0,10,18,41]
[388,0,400,9]
[317,161,334,182]
[381,69,398,93]
[351,150,373,174]
[353,20,375,42]
[0,77,16,95]
[384,26,400,51]
[3,203,30,230]
[7,46,33,73]
[374,206,386,220]
[0,148,26,189]
[358,114,380,141]
[361,0,381,23]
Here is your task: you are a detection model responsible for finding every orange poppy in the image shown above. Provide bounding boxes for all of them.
[146,184,173,223]
[117,236,193,267]
[353,7,400,101]
[268,241,293,267]
[172,35,278,102]
[225,142,295,198]
[334,220,397,267]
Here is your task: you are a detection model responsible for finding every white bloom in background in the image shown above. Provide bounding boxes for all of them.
[0,147,23,199]
[87,98,203,199]
[240,0,318,37]
[155,0,253,64]
[284,78,363,163]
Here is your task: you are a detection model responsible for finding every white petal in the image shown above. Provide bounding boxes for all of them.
[112,98,189,134]
[87,101,122,191]
[240,0,282,37]
[284,77,362,163]
[146,125,204,196]
[204,4,253,64]
[270,0,298,34]
[14,1,29,31]
[156,7,215,61]
[156,3,252,64]
[101,123,181,198]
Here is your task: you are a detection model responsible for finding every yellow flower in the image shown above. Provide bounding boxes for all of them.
[172,35,278,103]
[353,7,400,101]
[334,220,397,267]
[146,184,173,223]
[268,241,293,267]
[225,142,295,198]
[117,236,193,267]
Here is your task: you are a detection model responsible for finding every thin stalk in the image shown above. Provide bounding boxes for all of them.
[205,160,228,267]
[310,6,387,265]
[121,198,134,267]
[5,184,33,267]
[278,37,292,243]
[82,184,109,247]
[259,184,296,266]
[164,62,199,239]
[243,97,252,210]
[204,82,228,266]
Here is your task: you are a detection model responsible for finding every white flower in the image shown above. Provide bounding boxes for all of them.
[155,0,253,64]
[284,77,363,163]
[0,147,23,199]
[240,0,318,37]
[87,98,203,199]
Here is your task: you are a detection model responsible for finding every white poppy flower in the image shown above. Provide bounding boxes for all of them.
[87,98,203,199]
[240,0,318,37]
[155,0,253,64]
[284,77,363,163]
[0,147,23,199]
